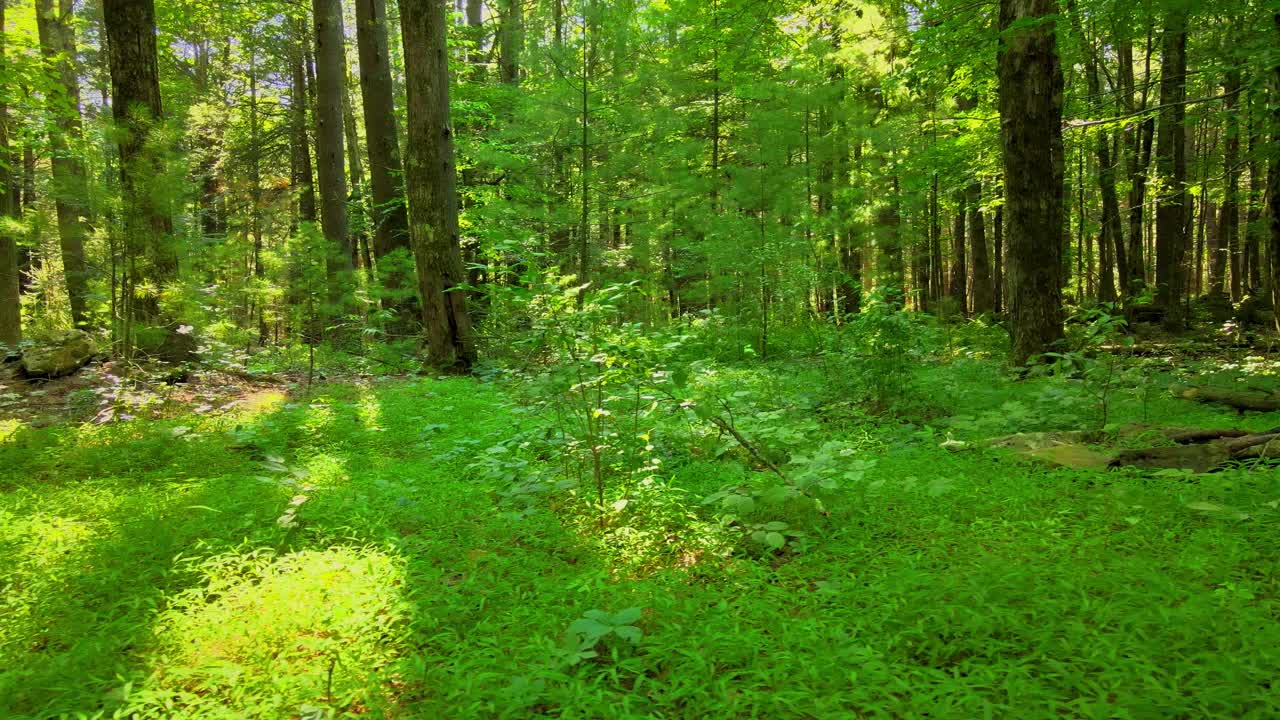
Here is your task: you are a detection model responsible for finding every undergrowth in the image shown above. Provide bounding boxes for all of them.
[2,308,1279,718]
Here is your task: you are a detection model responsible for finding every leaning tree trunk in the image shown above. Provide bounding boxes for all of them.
[355,0,416,327]
[401,0,476,368]
[0,0,20,347]
[1154,7,1188,329]
[36,0,92,328]
[312,0,354,309]
[103,0,174,330]
[998,0,1065,366]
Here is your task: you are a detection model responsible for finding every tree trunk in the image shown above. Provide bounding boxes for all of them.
[313,0,354,307]
[1271,14,1280,332]
[342,70,368,273]
[103,0,173,329]
[949,189,966,315]
[291,20,318,226]
[356,0,416,325]
[498,0,521,84]
[1118,25,1153,295]
[1245,87,1263,292]
[1221,68,1242,301]
[401,0,476,368]
[968,182,993,314]
[993,204,1004,314]
[0,0,20,347]
[35,0,92,327]
[1154,7,1188,329]
[998,0,1065,365]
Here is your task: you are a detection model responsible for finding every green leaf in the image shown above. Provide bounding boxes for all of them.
[612,625,643,644]
[764,531,787,549]
[612,607,643,625]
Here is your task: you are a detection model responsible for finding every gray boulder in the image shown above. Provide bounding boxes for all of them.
[22,330,97,378]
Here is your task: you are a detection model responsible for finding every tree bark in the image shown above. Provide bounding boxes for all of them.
[949,189,966,315]
[356,0,416,325]
[967,181,993,314]
[1221,68,1242,301]
[0,0,20,347]
[498,0,521,84]
[35,0,92,327]
[290,21,318,226]
[103,0,174,327]
[401,0,477,368]
[998,0,1065,365]
[313,0,354,306]
[1154,7,1188,329]
[1271,14,1280,332]
[1245,88,1263,292]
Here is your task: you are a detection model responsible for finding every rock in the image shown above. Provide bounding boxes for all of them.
[21,330,97,378]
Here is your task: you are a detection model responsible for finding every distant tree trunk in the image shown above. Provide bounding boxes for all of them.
[291,21,318,226]
[498,0,521,84]
[342,71,368,272]
[949,190,966,314]
[466,0,485,79]
[1154,7,1188,329]
[998,0,1065,365]
[36,0,92,326]
[837,131,861,315]
[247,45,267,344]
[1118,25,1153,295]
[313,0,354,307]
[0,0,20,347]
[1207,200,1225,296]
[355,0,416,327]
[1221,68,1242,301]
[401,0,476,368]
[993,203,1004,313]
[1245,87,1263,292]
[1270,13,1280,332]
[967,181,993,314]
[878,175,904,291]
[104,0,173,328]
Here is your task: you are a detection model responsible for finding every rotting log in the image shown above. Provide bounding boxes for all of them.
[1171,385,1280,412]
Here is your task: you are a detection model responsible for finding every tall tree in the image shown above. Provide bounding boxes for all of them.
[968,181,992,314]
[312,0,354,306]
[0,0,21,347]
[103,0,173,327]
[355,0,415,323]
[35,0,92,327]
[998,0,1065,365]
[290,18,317,226]
[1270,13,1280,332]
[1221,67,1242,301]
[1154,4,1188,328]
[401,0,476,367]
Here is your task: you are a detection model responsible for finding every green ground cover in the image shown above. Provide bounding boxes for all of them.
[2,348,1279,719]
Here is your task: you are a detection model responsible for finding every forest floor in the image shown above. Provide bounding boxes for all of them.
[2,340,1279,719]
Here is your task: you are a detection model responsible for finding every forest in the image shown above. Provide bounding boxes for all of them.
[1,0,1279,716]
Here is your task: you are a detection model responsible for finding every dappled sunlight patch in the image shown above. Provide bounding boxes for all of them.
[138,546,410,717]
[221,389,288,419]
[0,418,23,443]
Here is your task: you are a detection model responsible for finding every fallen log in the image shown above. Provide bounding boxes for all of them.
[1166,428,1252,444]
[1109,432,1280,472]
[1171,385,1280,413]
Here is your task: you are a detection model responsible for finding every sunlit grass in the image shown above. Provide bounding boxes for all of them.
[1,369,1277,719]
